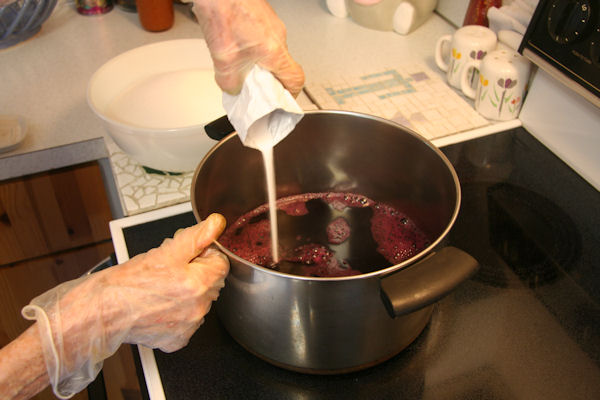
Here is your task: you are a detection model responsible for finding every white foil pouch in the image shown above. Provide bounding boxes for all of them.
[222,65,304,151]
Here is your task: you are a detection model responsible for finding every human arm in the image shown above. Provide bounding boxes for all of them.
[191,0,305,96]
[0,214,229,399]
[0,325,48,400]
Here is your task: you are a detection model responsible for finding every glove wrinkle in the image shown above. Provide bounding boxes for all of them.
[192,0,305,96]
[20,214,230,398]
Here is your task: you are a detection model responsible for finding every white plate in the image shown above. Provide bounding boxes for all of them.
[0,115,27,154]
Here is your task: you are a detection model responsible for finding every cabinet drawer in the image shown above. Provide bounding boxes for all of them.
[0,162,113,265]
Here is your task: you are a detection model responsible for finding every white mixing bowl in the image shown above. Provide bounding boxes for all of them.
[87,39,225,172]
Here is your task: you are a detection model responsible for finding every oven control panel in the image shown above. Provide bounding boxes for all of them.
[520,0,600,107]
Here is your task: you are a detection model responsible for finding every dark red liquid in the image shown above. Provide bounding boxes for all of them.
[220,192,430,277]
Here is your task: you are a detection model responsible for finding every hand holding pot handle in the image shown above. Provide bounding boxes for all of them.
[380,247,478,318]
[20,214,229,399]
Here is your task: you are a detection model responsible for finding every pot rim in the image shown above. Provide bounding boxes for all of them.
[192,110,461,282]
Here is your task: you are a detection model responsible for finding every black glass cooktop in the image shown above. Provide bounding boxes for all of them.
[121,127,600,400]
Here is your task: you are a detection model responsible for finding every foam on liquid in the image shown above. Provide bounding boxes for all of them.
[221,192,431,277]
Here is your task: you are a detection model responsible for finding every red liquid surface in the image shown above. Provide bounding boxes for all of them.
[220,192,430,277]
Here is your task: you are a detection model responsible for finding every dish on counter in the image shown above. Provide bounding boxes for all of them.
[87,39,226,173]
[0,115,27,154]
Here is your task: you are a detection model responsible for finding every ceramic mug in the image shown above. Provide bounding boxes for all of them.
[435,25,497,89]
[460,49,531,121]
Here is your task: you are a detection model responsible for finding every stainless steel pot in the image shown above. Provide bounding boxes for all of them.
[192,111,478,373]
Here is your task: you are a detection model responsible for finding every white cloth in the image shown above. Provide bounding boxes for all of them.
[487,0,539,35]
[222,65,303,151]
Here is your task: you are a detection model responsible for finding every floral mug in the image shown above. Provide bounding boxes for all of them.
[460,49,531,121]
[435,25,497,89]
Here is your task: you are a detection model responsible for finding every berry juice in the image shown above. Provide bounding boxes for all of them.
[220,192,431,277]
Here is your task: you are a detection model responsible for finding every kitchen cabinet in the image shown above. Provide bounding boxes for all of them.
[0,162,112,266]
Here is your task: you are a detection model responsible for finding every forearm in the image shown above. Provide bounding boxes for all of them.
[0,324,49,400]
[0,216,228,399]
[0,274,115,400]
[0,270,138,400]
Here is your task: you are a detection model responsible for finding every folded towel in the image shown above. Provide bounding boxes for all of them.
[488,0,539,35]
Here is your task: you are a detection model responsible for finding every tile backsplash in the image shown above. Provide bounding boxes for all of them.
[107,139,193,216]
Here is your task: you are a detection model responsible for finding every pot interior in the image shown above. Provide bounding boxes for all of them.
[192,111,460,275]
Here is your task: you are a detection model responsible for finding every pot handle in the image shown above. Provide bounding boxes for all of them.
[380,247,478,318]
[204,115,235,140]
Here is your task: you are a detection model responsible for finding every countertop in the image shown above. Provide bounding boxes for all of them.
[0,2,207,181]
[0,0,457,180]
[0,0,519,214]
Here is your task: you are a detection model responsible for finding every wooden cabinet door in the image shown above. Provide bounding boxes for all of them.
[0,178,48,264]
[0,162,113,266]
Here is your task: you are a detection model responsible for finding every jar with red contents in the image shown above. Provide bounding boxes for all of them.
[463,0,502,27]
[136,0,174,32]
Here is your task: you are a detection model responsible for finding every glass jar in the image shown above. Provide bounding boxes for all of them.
[137,0,174,32]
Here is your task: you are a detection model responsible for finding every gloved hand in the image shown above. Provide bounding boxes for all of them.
[192,0,305,97]
[22,214,229,399]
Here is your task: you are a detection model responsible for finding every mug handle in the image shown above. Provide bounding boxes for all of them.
[434,35,452,71]
[460,59,480,99]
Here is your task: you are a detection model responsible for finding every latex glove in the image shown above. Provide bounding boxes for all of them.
[192,0,305,97]
[22,214,229,399]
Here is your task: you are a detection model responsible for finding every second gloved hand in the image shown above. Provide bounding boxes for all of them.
[192,0,305,97]
[22,213,229,399]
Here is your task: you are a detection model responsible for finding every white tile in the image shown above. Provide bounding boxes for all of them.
[117,173,135,187]
[133,188,144,200]
[139,194,157,209]
[157,192,187,204]
[123,196,138,213]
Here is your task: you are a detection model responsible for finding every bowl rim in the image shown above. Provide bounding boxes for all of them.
[86,38,221,137]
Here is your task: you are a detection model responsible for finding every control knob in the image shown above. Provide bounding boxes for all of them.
[547,0,593,44]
